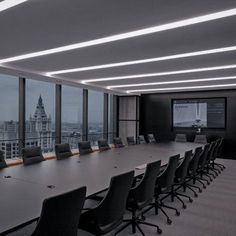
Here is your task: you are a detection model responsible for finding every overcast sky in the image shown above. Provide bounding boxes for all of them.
[0,74,104,123]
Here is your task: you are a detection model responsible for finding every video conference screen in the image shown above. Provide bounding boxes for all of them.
[172,98,226,129]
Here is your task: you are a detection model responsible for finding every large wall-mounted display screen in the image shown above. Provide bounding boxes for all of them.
[172,98,226,129]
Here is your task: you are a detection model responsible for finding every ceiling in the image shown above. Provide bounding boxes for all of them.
[0,0,236,95]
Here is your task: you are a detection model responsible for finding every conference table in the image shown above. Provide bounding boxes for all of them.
[0,141,202,235]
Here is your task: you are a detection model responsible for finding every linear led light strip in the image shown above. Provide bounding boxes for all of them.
[81,64,236,84]
[107,76,236,89]
[47,45,236,76]
[0,0,29,12]
[126,83,236,93]
[1,8,236,64]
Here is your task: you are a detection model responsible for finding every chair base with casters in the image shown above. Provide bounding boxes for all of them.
[214,162,226,170]
[183,178,203,197]
[143,194,180,225]
[159,185,193,210]
[210,162,222,174]
[211,160,225,172]
[115,208,162,236]
[154,196,180,225]
[197,167,212,185]
[205,164,218,179]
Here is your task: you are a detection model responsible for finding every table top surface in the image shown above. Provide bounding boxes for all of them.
[0,141,202,234]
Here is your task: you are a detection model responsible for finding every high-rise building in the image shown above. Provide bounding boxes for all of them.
[0,121,19,159]
[0,95,54,159]
[26,95,54,152]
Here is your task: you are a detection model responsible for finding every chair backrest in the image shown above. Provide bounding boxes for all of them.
[32,186,86,236]
[207,141,217,162]
[175,134,187,142]
[138,135,146,144]
[212,138,221,160]
[131,160,161,207]
[78,141,93,155]
[147,133,156,143]
[198,144,210,169]
[113,137,124,148]
[0,150,7,169]
[22,146,44,165]
[156,154,179,189]
[217,138,224,157]
[98,139,110,151]
[91,171,134,230]
[175,150,192,180]
[194,134,207,144]
[55,143,73,160]
[127,136,136,146]
[188,146,203,175]
[210,141,219,161]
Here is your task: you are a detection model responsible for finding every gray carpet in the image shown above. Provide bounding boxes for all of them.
[8,159,236,236]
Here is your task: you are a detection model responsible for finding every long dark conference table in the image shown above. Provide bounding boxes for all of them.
[0,142,202,235]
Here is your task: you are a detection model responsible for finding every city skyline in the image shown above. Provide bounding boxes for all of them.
[0,74,104,123]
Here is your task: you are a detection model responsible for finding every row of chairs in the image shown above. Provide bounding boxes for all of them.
[0,134,221,168]
[14,137,225,235]
[0,134,156,168]
[175,134,208,144]
[115,134,156,147]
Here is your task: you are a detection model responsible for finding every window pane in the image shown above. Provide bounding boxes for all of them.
[88,90,104,145]
[61,85,82,149]
[0,74,19,159]
[25,79,55,153]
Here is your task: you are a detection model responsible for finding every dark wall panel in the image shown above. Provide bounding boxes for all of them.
[140,89,236,159]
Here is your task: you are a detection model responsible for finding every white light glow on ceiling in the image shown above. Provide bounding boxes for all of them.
[126,83,236,93]
[0,0,29,12]
[81,64,236,84]
[107,76,236,89]
[1,8,236,64]
[47,46,236,76]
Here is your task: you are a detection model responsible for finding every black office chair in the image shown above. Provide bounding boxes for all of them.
[0,150,7,169]
[184,147,203,196]
[31,186,86,236]
[98,139,111,151]
[115,160,162,235]
[138,135,146,144]
[22,146,45,166]
[113,137,125,148]
[175,134,187,142]
[194,135,207,144]
[162,150,193,209]
[127,136,136,146]
[147,134,156,143]
[205,142,218,178]
[79,171,134,235]
[78,141,93,155]
[154,155,180,224]
[211,138,225,170]
[209,139,221,174]
[55,143,73,160]
[196,144,211,187]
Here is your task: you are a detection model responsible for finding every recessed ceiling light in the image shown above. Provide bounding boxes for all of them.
[107,76,236,89]
[1,8,236,64]
[0,0,29,12]
[126,83,236,93]
[81,64,236,84]
[47,46,236,76]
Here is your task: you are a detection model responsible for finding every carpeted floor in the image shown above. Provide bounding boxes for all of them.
[9,159,236,236]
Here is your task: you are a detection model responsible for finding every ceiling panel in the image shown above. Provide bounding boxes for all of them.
[0,0,236,94]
